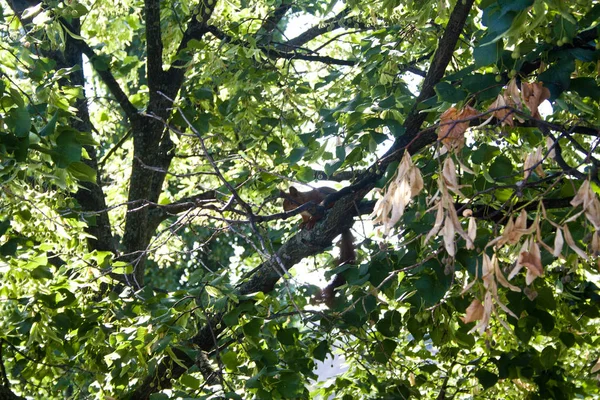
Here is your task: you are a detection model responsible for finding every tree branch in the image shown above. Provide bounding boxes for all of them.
[58,19,138,119]
[0,385,25,400]
[165,1,218,100]
[144,0,165,105]
[148,190,219,226]
[257,1,293,37]
[280,8,350,50]
[205,25,356,66]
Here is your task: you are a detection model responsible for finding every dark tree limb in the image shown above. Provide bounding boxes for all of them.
[58,19,138,119]
[144,0,166,105]
[257,1,293,37]
[205,25,357,66]
[279,8,350,50]
[7,1,117,253]
[119,0,228,282]
[148,190,219,227]
[0,385,24,400]
[128,185,362,399]
[383,0,476,169]
[165,1,218,100]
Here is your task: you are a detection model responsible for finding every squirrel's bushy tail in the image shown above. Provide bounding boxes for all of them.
[321,229,355,307]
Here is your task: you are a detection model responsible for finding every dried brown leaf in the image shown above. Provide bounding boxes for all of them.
[553,228,564,258]
[438,106,478,152]
[563,224,589,260]
[461,298,484,324]
[521,82,551,119]
[522,241,543,285]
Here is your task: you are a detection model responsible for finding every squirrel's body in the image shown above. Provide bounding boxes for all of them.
[281,187,355,307]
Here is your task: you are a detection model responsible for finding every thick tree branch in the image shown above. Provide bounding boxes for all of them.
[324,0,476,207]
[0,385,25,400]
[165,1,218,100]
[384,0,476,166]
[257,1,293,37]
[144,0,166,105]
[148,190,218,226]
[280,8,350,50]
[7,1,117,253]
[58,20,138,119]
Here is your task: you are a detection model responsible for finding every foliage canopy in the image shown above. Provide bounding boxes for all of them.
[1,0,600,398]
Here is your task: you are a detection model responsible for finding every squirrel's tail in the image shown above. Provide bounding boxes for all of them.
[321,229,355,307]
[339,229,355,265]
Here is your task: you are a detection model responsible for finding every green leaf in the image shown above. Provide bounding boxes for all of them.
[313,340,328,362]
[0,219,11,237]
[540,346,558,370]
[462,74,502,101]
[14,107,31,138]
[21,3,43,20]
[559,332,575,347]
[31,265,53,280]
[53,130,82,168]
[475,369,498,389]
[276,372,302,398]
[324,160,342,177]
[243,318,263,337]
[67,162,97,183]
[221,351,240,370]
[75,130,98,146]
[180,374,200,389]
[245,371,263,389]
[435,82,467,103]
[1,238,20,256]
[474,40,503,67]
[570,78,600,101]
[378,95,395,109]
[335,145,346,161]
[376,311,402,337]
[288,147,306,165]
[372,339,397,364]
[488,155,514,181]
[152,335,172,353]
[39,113,58,137]
[276,328,296,346]
[91,54,110,71]
[539,58,575,100]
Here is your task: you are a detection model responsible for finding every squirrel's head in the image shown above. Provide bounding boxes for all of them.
[280,187,301,211]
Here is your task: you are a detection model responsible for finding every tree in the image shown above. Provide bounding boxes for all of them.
[0,0,599,398]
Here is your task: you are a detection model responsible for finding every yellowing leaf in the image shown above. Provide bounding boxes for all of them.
[442,157,466,198]
[493,254,520,292]
[488,78,523,127]
[571,180,600,230]
[467,217,477,250]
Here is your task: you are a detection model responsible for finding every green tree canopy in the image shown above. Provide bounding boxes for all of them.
[1,0,600,398]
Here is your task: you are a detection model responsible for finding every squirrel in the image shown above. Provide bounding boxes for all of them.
[280,186,355,307]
